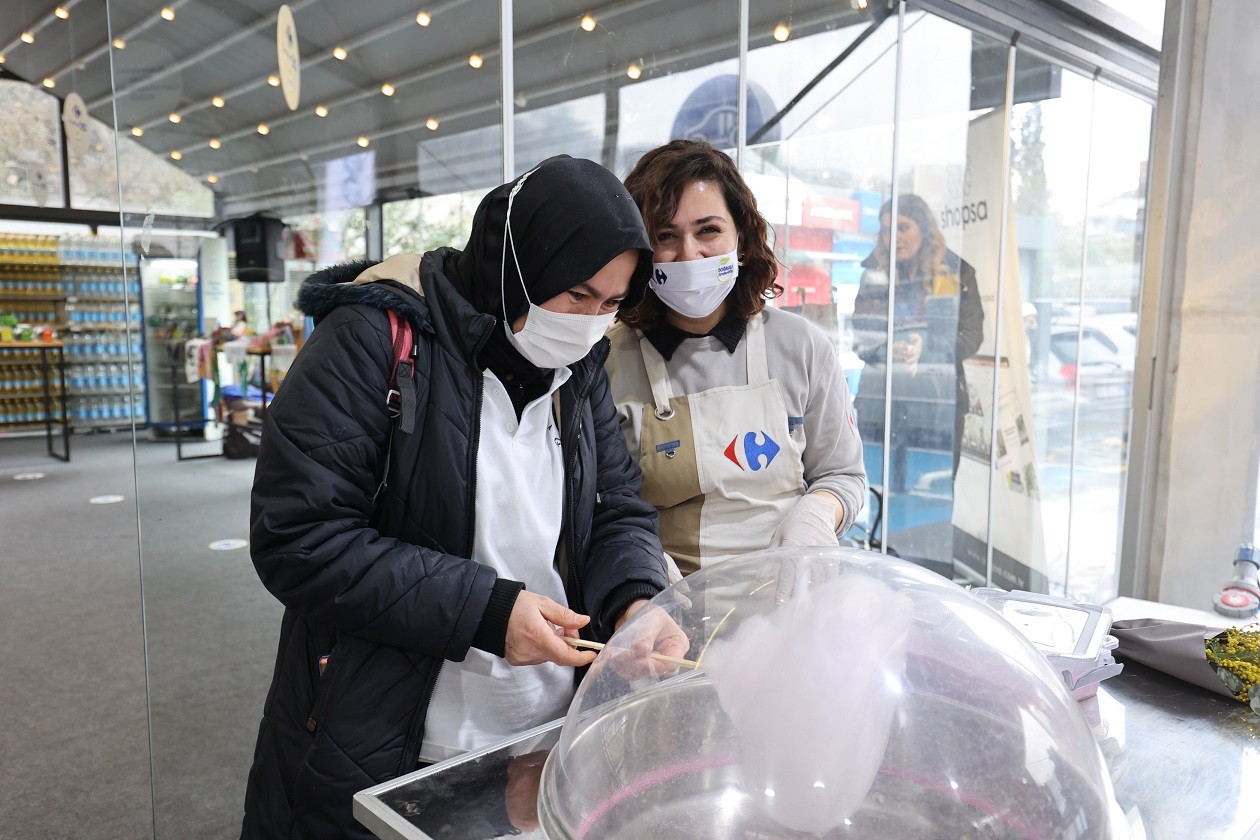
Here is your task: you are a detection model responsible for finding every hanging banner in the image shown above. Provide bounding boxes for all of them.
[949,108,1049,592]
[62,92,92,158]
[276,4,301,111]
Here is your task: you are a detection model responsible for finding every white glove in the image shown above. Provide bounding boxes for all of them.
[662,551,684,584]
[770,494,841,549]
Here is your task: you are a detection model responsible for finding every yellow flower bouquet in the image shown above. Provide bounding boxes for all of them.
[1205,624,1260,713]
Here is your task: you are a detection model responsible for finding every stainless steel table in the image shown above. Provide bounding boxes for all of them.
[355,661,1260,840]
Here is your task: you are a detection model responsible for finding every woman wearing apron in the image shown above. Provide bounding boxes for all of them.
[606,140,867,576]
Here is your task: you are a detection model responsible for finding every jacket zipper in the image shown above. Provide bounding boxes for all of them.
[563,342,609,622]
[399,319,494,772]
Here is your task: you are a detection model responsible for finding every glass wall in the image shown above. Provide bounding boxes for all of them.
[101,3,506,838]
[0,2,1158,838]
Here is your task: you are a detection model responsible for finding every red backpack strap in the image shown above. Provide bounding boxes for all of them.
[385,310,417,434]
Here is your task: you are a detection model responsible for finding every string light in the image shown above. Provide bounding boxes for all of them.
[54,7,70,19]
[332,46,348,60]
[160,7,175,21]
[626,63,642,80]
[130,126,144,137]
[425,117,439,131]
[267,74,280,87]
[380,82,395,96]
[20,32,35,44]
[468,53,483,69]
[207,174,218,184]
[356,136,370,147]
[415,11,431,26]
[257,123,270,135]
[112,37,126,50]
[580,14,597,31]
[169,150,183,161]
[211,96,225,108]
[42,77,56,89]
[773,23,791,41]
[314,104,329,117]
[208,138,221,149]
[168,112,182,124]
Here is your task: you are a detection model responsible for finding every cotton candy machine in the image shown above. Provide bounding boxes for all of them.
[537,547,1132,839]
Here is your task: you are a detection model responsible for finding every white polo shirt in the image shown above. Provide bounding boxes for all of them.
[419,367,574,763]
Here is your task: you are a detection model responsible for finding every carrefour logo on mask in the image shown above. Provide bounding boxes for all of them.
[724,431,780,471]
[717,256,734,282]
[653,268,669,285]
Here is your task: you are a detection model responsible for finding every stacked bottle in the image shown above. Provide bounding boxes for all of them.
[57,232,146,430]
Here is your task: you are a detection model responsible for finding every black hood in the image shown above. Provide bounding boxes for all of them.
[449,155,653,323]
[447,155,652,388]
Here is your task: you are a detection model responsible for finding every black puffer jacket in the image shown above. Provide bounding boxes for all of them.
[241,253,666,839]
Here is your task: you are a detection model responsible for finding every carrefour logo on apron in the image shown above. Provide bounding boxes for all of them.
[723,431,780,471]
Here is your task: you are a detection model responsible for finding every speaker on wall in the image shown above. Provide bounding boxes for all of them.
[232,214,286,283]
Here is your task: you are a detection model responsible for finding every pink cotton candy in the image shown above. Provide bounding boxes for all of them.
[702,572,915,835]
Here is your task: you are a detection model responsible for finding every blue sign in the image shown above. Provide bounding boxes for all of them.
[671,75,780,149]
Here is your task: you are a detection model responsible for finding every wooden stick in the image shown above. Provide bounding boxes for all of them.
[562,636,700,670]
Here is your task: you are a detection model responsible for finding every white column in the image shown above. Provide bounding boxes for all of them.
[1129,0,1260,608]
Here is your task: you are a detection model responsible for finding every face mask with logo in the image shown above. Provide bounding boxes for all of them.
[500,168,617,369]
[649,249,739,319]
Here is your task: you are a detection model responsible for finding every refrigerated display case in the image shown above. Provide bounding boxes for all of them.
[139,256,216,440]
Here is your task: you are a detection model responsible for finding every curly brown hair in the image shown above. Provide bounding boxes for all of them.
[619,140,781,330]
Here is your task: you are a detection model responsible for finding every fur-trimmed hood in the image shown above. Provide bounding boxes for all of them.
[295,253,445,329]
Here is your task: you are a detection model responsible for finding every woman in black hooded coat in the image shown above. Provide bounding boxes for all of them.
[241,156,681,839]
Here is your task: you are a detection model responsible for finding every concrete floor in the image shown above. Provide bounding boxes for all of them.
[0,430,279,840]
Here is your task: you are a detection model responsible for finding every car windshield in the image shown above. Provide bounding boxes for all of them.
[1050,331,1119,366]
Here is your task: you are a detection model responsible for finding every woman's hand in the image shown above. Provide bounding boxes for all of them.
[504,750,549,830]
[610,600,691,679]
[769,492,843,549]
[892,332,923,375]
[504,591,597,667]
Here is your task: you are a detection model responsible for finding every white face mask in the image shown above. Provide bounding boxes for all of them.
[649,249,739,319]
[500,169,616,369]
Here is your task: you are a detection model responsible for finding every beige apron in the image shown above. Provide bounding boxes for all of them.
[637,316,804,573]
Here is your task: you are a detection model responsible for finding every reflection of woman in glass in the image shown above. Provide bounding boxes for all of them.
[852,194,984,490]
[606,140,867,575]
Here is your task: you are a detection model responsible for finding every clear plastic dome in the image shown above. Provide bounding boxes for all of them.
[539,547,1130,839]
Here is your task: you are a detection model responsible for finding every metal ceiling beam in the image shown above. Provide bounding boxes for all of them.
[910,0,1159,99]
[171,0,671,169]
[45,0,191,82]
[125,0,475,133]
[0,0,89,61]
[86,0,313,111]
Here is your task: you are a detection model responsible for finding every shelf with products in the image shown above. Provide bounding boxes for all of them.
[0,232,141,439]
[0,339,70,459]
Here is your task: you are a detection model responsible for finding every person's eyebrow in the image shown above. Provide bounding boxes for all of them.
[574,281,625,301]
[689,215,727,226]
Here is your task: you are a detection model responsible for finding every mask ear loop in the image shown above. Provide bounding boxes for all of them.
[500,167,541,329]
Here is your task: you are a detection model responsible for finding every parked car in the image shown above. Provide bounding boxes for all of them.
[1032,323,1133,457]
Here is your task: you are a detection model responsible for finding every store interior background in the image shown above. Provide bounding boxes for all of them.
[3,0,1258,839]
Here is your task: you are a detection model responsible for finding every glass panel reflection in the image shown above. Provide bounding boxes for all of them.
[102,1,505,837]
[1068,81,1151,603]
[1010,64,1093,597]
[879,12,1008,584]
[744,1,899,553]
[0,9,150,840]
